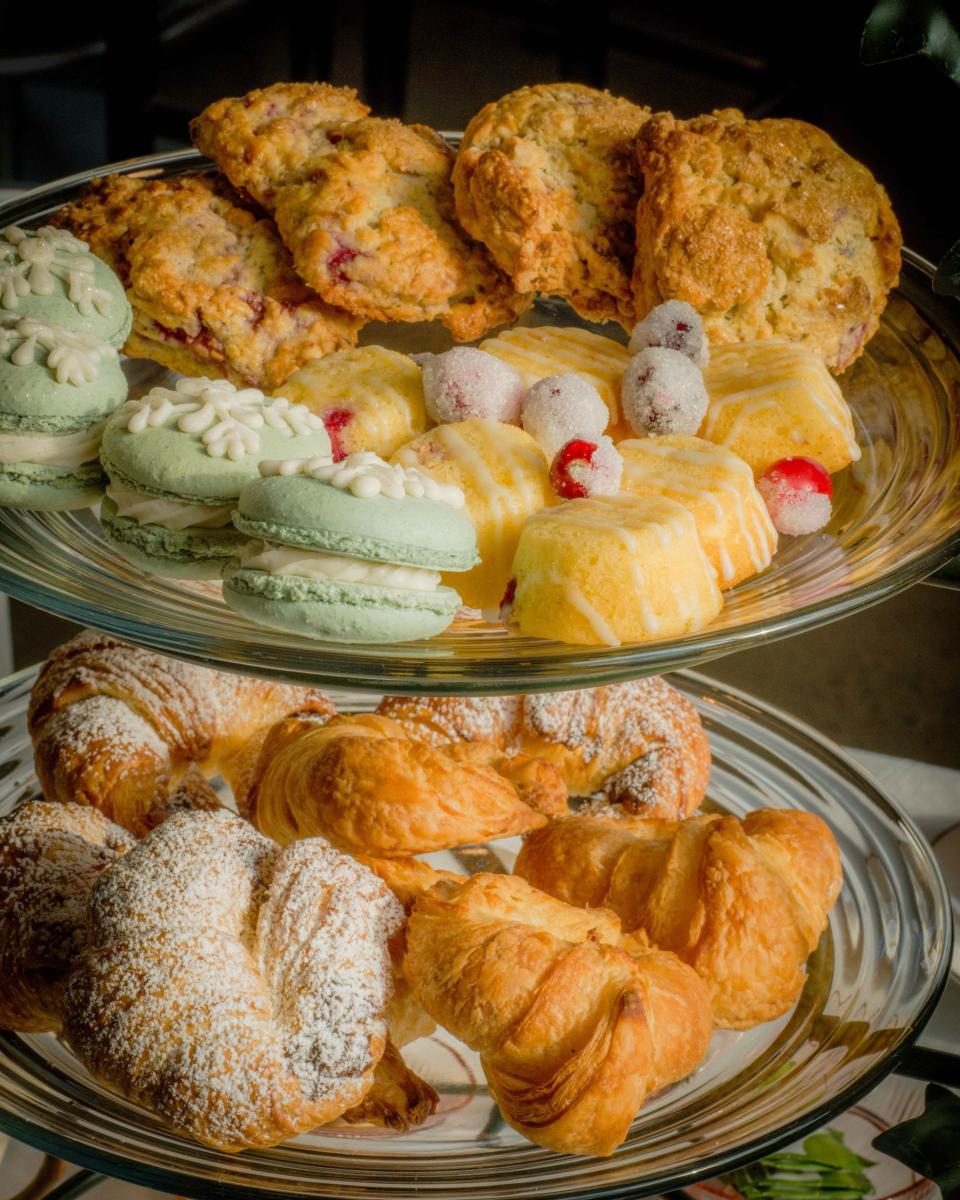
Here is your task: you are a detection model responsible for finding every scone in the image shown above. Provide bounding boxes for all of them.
[392,418,554,611]
[479,325,632,440]
[618,435,777,588]
[454,84,650,323]
[99,378,332,577]
[632,109,902,371]
[700,339,861,475]
[510,494,723,645]
[0,314,128,510]
[193,86,529,341]
[52,173,361,391]
[277,346,428,460]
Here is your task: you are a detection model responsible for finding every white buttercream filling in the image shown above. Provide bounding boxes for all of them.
[241,542,442,592]
[105,484,235,530]
[0,421,105,468]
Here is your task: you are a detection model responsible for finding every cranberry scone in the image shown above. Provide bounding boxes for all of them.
[52,173,361,390]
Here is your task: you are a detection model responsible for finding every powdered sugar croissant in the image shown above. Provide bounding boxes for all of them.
[245,712,568,856]
[28,631,333,833]
[514,809,842,1028]
[403,872,712,1155]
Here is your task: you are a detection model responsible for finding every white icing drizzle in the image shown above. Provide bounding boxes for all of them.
[259,449,466,509]
[116,378,325,462]
[241,543,442,592]
[0,314,117,385]
[0,225,113,316]
[0,420,105,468]
[105,484,235,530]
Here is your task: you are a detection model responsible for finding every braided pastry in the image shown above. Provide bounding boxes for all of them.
[245,712,568,856]
[59,807,422,1150]
[377,678,709,819]
[0,802,133,1032]
[403,872,712,1156]
[28,632,333,833]
[514,810,842,1028]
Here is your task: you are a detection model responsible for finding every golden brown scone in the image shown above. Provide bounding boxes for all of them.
[193,84,529,339]
[403,872,712,1155]
[60,808,411,1151]
[378,677,709,819]
[632,109,902,371]
[189,81,371,205]
[52,172,361,390]
[0,802,133,1032]
[28,631,333,834]
[514,809,842,1029]
[245,712,568,856]
[454,84,650,324]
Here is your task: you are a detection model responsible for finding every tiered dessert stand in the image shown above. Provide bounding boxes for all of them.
[0,155,957,1200]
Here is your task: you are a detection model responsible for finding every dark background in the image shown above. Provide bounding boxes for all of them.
[1,0,958,764]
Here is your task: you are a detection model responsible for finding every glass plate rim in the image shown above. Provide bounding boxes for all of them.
[1,154,960,694]
[0,662,950,1199]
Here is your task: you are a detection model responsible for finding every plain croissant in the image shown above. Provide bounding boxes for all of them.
[514,809,842,1028]
[245,712,568,856]
[28,631,333,833]
[403,872,712,1156]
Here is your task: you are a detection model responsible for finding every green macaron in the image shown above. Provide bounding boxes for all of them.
[223,456,479,642]
[0,312,128,510]
[1,225,131,347]
[98,379,332,578]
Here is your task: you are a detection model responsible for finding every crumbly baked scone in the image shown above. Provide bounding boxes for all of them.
[52,173,361,390]
[453,84,651,324]
[632,109,902,371]
[193,85,529,339]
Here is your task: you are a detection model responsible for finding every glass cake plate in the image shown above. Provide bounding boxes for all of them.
[0,665,950,1200]
[1,152,959,694]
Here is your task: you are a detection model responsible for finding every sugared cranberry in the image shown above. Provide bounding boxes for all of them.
[758,457,833,536]
[328,244,359,283]
[322,407,354,461]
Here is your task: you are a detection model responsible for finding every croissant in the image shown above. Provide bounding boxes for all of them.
[60,807,418,1150]
[403,872,712,1156]
[378,677,709,819]
[28,631,334,833]
[514,809,843,1029]
[245,712,568,856]
[0,801,133,1032]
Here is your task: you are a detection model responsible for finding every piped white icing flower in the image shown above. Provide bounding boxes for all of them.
[0,226,114,317]
[0,314,117,385]
[116,378,325,462]
[259,449,466,509]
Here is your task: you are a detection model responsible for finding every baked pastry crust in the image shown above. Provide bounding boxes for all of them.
[245,711,568,856]
[453,83,650,324]
[403,871,712,1155]
[514,809,842,1028]
[193,85,529,339]
[53,172,361,390]
[632,109,902,371]
[378,678,710,819]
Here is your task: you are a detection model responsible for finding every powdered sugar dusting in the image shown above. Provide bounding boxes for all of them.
[377,694,522,746]
[62,808,403,1148]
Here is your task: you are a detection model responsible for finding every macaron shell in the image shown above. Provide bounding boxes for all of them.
[0,459,104,510]
[234,473,478,571]
[2,250,132,346]
[100,408,332,504]
[100,495,248,578]
[223,565,460,643]
[0,347,128,430]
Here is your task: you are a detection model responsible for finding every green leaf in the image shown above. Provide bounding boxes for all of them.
[934,238,960,298]
[723,1129,876,1200]
[862,1,960,84]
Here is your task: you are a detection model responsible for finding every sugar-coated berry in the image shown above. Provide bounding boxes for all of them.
[758,457,833,536]
[621,346,709,437]
[550,436,623,499]
[416,348,526,425]
[629,300,709,366]
[521,373,609,458]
